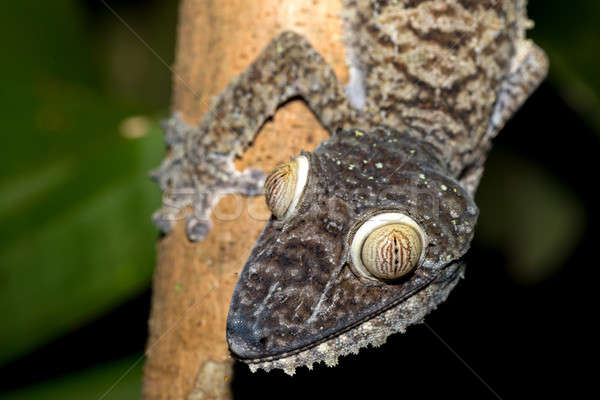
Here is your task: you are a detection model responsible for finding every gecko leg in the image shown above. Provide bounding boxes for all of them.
[486,40,549,139]
[151,31,358,241]
[459,40,548,195]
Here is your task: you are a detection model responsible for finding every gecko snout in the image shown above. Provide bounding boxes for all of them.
[226,316,269,359]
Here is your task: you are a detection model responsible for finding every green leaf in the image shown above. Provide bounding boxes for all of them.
[0,0,166,365]
[530,1,600,133]
[0,118,163,365]
[476,152,584,284]
[1,355,144,400]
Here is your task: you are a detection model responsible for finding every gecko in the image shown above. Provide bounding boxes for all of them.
[151,0,548,375]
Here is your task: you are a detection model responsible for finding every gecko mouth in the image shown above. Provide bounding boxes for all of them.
[226,267,434,361]
[226,226,437,364]
[227,260,465,374]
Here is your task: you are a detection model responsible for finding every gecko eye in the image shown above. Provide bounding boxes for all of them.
[350,213,427,281]
[264,155,309,219]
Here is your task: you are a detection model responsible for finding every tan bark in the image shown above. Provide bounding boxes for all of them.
[142,1,348,399]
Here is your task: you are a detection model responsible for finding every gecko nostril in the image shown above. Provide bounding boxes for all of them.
[226,315,272,358]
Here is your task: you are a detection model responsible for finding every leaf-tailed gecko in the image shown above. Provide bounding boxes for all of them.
[151,0,548,375]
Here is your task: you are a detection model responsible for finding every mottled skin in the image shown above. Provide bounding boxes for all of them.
[228,128,478,366]
[151,0,547,374]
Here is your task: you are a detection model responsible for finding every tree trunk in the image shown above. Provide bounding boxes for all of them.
[142,1,348,398]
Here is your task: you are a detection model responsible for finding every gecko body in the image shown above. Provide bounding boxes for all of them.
[152,0,548,374]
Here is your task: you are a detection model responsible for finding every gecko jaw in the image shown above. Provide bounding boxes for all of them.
[234,261,465,375]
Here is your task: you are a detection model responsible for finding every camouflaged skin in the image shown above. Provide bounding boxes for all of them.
[151,33,362,241]
[151,0,548,374]
[244,260,466,375]
[227,128,478,360]
[343,0,547,190]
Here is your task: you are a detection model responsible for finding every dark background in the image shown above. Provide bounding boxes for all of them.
[1,1,597,398]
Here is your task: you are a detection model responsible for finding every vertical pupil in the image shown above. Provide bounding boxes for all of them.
[361,223,422,280]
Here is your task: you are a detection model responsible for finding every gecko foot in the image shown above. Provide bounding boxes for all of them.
[151,113,266,242]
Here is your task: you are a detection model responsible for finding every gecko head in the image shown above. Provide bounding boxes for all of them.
[227,127,478,367]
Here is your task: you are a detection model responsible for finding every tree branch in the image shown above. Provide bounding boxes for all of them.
[142,1,348,398]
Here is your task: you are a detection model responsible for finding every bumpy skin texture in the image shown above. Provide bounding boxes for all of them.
[151,33,361,241]
[151,0,548,374]
[228,128,478,360]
